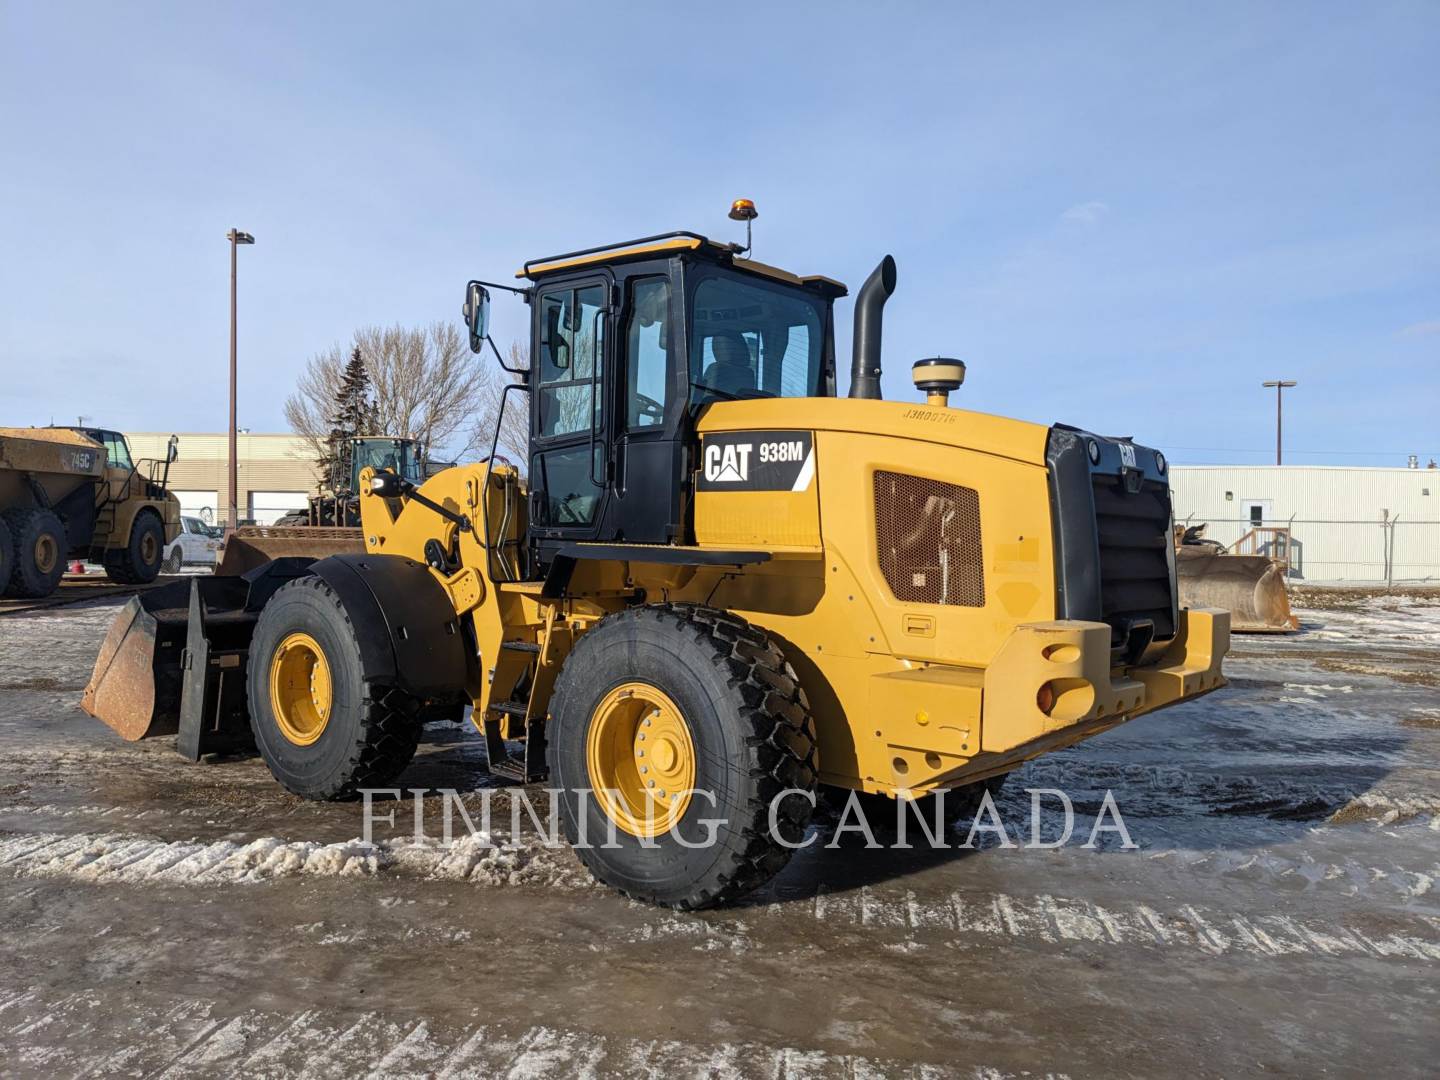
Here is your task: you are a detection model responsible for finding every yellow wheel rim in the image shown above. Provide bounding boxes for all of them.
[269,632,333,746]
[586,682,695,837]
[34,534,58,575]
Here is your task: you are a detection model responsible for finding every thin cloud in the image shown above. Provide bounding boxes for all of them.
[1399,320,1440,338]
[1060,200,1110,226]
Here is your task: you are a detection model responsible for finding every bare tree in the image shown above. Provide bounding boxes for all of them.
[471,341,531,469]
[284,322,490,467]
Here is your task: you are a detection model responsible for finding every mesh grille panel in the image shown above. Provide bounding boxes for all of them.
[874,471,984,607]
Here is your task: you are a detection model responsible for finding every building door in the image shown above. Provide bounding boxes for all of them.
[172,489,219,523]
[1242,499,1272,527]
[248,491,308,526]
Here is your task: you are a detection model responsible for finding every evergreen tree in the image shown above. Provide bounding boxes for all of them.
[317,348,377,492]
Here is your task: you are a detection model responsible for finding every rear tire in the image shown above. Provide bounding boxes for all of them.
[247,575,422,800]
[3,508,67,599]
[549,603,818,910]
[104,510,165,584]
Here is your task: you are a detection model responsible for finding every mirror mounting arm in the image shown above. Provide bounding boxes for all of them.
[486,334,529,377]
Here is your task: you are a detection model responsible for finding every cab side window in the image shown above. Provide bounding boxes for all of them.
[538,284,605,438]
[104,433,133,470]
[624,277,671,429]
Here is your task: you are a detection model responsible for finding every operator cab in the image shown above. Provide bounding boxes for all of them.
[58,427,134,471]
[466,232,845,563]
[349,436,424,492]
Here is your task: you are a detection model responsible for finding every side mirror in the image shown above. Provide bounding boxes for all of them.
[167,434,179,462]
[463,281,491,354]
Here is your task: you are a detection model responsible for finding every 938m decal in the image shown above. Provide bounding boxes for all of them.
[696,430,815,492]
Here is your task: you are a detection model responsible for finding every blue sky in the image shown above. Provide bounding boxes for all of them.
[2,2,1436,464]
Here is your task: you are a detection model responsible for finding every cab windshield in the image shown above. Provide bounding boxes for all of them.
[352,440,422,488]
[688,271,827,404]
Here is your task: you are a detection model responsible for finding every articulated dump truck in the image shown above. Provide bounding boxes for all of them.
[1,426,180,598]
[83,224,1229,908]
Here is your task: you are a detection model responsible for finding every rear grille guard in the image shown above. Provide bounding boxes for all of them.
[1045,426,1178,661]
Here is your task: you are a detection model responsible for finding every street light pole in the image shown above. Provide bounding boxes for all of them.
[226,229,255,531]
[1261,380,1297,465]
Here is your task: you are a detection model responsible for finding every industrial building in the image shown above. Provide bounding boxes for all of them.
[126,432,319,526]
[1170,465,1438,583]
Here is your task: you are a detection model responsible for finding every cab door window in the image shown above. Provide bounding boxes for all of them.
[538,284,605,438]
[624,277,671,429]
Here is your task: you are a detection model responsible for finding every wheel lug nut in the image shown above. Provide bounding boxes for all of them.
[640,766,648,774]
[647,780,655,788]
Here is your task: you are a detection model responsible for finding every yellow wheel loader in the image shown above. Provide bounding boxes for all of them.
[83,219,1229,908]
[214,436,423,576]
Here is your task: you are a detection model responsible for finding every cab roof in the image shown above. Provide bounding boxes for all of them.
[516,231,847,297]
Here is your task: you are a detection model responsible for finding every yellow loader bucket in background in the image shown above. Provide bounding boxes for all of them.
[216,526,365,577]
[1176,547,1298,632]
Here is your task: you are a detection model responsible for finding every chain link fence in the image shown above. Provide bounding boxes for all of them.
[1174,515,1440,584]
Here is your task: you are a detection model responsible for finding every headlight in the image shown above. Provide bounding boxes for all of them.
[1154,451,1167,474]
[1086,439,1101,464]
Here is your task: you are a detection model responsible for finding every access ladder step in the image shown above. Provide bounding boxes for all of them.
[489,700,528,718]
[500,640,541,654]
[487,759,529,783]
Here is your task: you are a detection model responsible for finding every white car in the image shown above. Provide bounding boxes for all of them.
[162,516,220,572]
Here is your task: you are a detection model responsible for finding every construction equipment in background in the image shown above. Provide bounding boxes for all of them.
[215,436,422,575]
[0,426,181,599]
[1174,523,1298,632]
[84,210,1230,909]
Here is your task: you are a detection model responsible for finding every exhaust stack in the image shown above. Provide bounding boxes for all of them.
[848,255,897,400]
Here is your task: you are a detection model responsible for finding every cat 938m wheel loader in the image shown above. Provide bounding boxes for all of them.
[83,213,1230,909]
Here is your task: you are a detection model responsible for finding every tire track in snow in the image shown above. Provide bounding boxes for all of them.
[4,828,1436,965]
[794,885,1440,962]
[0,988,1064,1079]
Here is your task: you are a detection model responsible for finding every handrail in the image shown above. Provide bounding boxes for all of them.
[520,231,719,278]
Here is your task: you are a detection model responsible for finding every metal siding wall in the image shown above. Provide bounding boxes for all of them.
[1169,467,1439,582]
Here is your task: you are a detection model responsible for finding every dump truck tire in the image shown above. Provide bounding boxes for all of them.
[549,603,818,910]
[4,507,67,599]
[104,509,165,585]
[247,575,422,800]
[0,516,14,597]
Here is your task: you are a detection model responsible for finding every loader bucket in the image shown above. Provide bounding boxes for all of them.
[1176,547,1298,633]
[216,526,365,577]
[81,559,317,747]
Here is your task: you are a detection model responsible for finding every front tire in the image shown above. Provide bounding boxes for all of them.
[247,575,422,800]
[104,510,165,584]
[549,603,818,910]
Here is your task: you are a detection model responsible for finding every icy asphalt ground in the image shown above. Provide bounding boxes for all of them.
[0,593,1436,1078]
